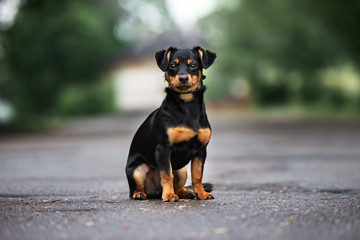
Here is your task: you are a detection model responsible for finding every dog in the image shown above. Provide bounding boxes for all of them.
[125,46,216,202]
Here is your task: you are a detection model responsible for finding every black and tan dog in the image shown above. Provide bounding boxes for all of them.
[125,46,216,202]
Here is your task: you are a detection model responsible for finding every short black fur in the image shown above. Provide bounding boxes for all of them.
[125,46,216,201]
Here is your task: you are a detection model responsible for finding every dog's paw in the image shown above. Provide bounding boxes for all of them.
[176,189,195,199]
[162,193,179,202]
[195,191,214,200]
[132,192,147,200]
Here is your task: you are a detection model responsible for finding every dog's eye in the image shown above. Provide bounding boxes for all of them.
[169,63,177,69]
[190,64,197,69]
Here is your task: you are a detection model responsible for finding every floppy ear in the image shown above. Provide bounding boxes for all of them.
[193,46,216,69]
[155,46,177,72]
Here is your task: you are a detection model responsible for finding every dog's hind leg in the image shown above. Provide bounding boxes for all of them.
[131,163,149,200]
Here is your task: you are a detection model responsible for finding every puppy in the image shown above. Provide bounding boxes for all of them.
[125,46,216,202]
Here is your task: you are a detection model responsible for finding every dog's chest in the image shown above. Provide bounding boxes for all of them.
[167,126,211,146]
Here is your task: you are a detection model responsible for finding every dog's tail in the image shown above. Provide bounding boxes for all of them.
[185,183,213,193]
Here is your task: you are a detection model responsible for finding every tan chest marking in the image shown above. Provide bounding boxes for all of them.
[167,127,211,145]
[179,93,194,102]
[197,128,211,145]
[167,127,196,144]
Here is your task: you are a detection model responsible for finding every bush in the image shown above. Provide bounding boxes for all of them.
[1,0,122,125]
[56,81,115,116]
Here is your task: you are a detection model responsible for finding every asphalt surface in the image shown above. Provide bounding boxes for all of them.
[0,112,359,240]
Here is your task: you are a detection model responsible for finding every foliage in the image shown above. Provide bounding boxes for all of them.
[200,0,360,110]
[56,80,115,116]
[1,0,123,127]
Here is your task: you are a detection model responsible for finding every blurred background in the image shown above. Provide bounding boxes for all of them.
[1,3,360,238]
[1,0,360,132]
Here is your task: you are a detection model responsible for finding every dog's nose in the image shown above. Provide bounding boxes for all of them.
[179,75,188,84]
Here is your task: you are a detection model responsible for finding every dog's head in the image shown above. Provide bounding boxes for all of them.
[155,46,216,93]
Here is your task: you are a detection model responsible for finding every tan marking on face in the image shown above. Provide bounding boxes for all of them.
[174,59,179,64]
[187,59,193,65]
[180,93,194,102]
[166,71,202,93]
[189,71,201,85]
[197,128,211,145]
[167,127,196,144]
[166,73,180,89]
[166,50,171,62]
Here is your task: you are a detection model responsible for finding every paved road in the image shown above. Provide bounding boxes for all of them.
[0,112,359,240]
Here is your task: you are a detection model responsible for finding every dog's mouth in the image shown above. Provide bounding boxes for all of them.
[165,72,201,93]
[176,85,191,90]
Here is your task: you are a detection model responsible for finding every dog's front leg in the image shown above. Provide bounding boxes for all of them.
[156,144,179,202]
[191,151,214,200]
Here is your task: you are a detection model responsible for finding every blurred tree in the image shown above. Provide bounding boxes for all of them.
[200,0,360,110]
[1,0,124,126]
[301,0,360,64]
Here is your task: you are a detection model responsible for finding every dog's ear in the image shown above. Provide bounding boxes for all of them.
[155,46,177,72]
[193,46,216,69]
